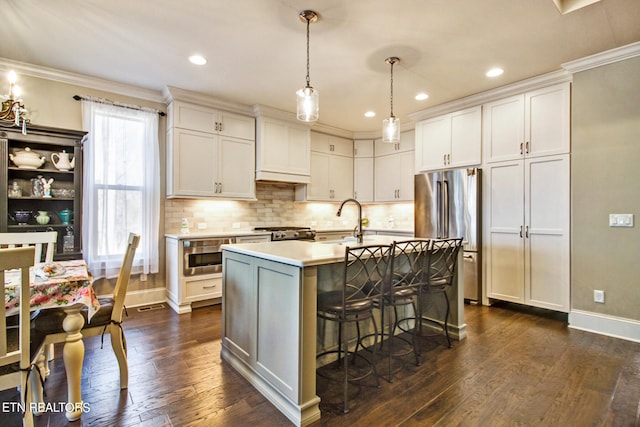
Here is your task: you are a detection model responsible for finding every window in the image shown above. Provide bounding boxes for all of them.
[81,100,160,279]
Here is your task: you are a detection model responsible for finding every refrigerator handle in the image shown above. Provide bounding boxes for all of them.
[436,180,442,238]
[443,179,449,237]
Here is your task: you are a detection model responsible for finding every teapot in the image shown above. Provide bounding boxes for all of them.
[9,147,46,169]
[51,150,75,171]
[9,209,32,225]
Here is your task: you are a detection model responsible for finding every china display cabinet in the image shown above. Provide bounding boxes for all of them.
[0,123,85,260]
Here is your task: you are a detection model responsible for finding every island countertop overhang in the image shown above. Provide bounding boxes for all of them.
[221,236,400,268]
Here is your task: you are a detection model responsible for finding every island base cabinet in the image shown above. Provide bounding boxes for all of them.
[221,251,320,427]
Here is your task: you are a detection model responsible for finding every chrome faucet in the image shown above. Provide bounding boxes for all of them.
[336,198,363,243]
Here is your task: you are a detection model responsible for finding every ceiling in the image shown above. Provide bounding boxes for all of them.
[1,0,640,134]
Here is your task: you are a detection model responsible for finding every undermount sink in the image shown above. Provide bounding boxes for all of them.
[317,236,381,245]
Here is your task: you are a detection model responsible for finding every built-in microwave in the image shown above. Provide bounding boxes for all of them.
[182,238,234,276]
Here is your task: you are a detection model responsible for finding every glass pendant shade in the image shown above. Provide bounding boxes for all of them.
[296,85,319,122]
[382,116,400,143]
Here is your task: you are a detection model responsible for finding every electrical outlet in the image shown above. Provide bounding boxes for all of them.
[197,222,207,229]
[594,290,605,303]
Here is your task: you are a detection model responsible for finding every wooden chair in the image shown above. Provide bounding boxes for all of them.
[0,231,57,264]
[34,232,140,389]
[0,247,45,427]
[0,231,57,362]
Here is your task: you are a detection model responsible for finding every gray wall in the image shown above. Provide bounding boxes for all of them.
[571,56,640,320]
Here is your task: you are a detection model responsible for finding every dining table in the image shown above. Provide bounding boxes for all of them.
[4,259,100,421]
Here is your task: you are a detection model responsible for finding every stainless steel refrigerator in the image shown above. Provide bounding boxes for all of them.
[414,168,481,302]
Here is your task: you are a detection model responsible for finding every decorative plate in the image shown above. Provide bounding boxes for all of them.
[35,263,66,279]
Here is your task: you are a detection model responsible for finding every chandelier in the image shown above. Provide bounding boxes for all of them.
[382,57,400,143]
[1,71,29,134]
[296,10,319,122]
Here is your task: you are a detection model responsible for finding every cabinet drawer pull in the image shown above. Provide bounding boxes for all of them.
[202,284,218,289]
[443,154,447,165]
[525,225,529,238]
[519,225,523,238]
[525,141,529,154]
[520,142,524,155]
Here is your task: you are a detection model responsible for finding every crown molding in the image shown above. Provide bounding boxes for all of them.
[562,41,640,73]
[0,57,165,103]
[409,69,572,122]
[164,86,254,116]
[352,122,415,141]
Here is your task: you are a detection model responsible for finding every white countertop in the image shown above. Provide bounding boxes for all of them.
[165,230,272,240]
[221,235,400,268]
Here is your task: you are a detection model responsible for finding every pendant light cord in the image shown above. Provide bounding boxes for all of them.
[389,60,394,117]
[305,17,311,88]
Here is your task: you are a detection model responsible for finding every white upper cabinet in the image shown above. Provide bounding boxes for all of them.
[295,131,353,201]
[353,140,374,203]
[415,105,481,172]
[374,131,415,202]
[169,101,255,140]
[310,132,353,157]
[168,129,255,199]
[374,148,414,202]
[166,101,255,199]
[375,130,414,156]
[354,139,374,158]
[255,116,311,183]
[483,82,570,163]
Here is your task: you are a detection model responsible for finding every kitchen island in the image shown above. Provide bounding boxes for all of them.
[220,237,465,426]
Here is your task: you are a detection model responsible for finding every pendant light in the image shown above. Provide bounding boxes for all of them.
[382,57,400,143]
[296,10,319,122]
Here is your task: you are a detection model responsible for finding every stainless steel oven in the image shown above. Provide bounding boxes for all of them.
[182,238,234,276]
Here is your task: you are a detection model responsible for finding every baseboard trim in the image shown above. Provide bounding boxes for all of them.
[97,287,167,309]
[568,310,640,343]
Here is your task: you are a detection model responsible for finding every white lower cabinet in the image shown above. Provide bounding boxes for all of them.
[485,154,570,312]
[166,237,223,314]
[374,150,415,202]
[184,275,222,301]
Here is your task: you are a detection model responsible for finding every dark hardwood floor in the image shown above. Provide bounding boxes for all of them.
[1,301,638,426]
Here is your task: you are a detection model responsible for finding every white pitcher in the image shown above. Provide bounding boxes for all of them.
[51,150,75,171]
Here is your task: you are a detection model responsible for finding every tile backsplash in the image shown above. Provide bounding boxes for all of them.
[165,182,414,234]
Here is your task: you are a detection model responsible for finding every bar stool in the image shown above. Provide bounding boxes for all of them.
[375,239,431,381]
[416,237,463,348]
[316,244,392,413]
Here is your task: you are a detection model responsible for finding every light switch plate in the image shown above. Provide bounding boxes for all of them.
[609,214,634,227]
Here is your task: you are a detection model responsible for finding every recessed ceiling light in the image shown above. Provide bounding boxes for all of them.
[486,68,504,77]
[415,92,429,101]
[189,55,207,65]
[364,111,376,118]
